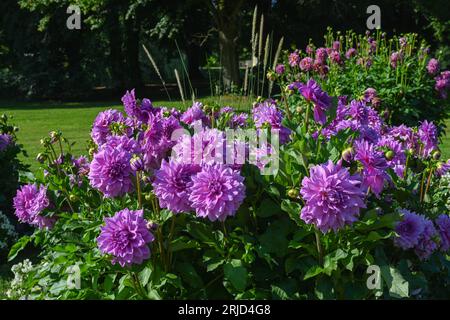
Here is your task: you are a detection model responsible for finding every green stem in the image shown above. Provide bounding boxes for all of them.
[136,172,142,209]
[315,228,324,267]
[305,103,311,132]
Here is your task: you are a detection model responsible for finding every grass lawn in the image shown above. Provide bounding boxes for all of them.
[0,96,253,170]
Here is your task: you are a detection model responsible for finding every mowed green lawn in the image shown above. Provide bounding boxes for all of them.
[0,96,253,170]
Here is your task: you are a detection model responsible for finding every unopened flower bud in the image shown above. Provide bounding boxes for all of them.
[0,114,7,122]
[36,153,47,163]
[69,194,79,202]
[145,193,153,201]
[296,106,302,113]
[267,71,276,82]
[342,147,354,162]
[89,148,96,157]
[287,188,298,199]
[385,150,395,161]
[49,131,59,143]
[432,150,441,160]
[146,221,159,231]
[130,156,144,172]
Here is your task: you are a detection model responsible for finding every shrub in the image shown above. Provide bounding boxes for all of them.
[5,85,450,299]
[271,29,450,132]
[0,114,28,230]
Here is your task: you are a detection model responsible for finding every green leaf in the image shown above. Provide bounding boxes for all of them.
[103,274,117,292]
[223,259,248,292]
[303,265,323,280]
[257,198,280,218]
[170,236,199,252]
[139,266,153,287]
[8,235,30,261]
[176,262,204,289]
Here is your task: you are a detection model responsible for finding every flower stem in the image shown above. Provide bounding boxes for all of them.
[305,104,311,132]
[315,228,324,266]
[136,171,142,209]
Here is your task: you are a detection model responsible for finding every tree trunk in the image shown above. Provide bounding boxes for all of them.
[210,0,244,89]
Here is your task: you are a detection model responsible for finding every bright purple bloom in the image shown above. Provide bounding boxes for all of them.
[275,64,285,74]
[354,140,389,196]
[181,102,209,126]
[290,80,331,125]
[418,120,438,158]
[394,209,425,249]
[435,71,450,98]
[435,214,450,252]
[299,57,314,72]
[252,100,291,143]
[89,146,134,198]
[13,184,54,229]
[388,125,417,150]
[97,208,154,267]
[189,164,245,221]
[306,45,314,55]
[376,136,406,177]
[300,160,366,233]
[91,109,126,145]
[229,113,248,128]
[152,159,201,213]
[427,58,440,75]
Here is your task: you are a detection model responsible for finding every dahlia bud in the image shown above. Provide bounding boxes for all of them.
[146,221,159,231]
[0,114,7,122]
[144,193,153,201]
[385,150,395,161]
[13,126,19,132]
[342,147,354,162]
[284,86,293,95]
[130,156,144,172]
[287,188,298,199]
[296,106,302,113]
[432,150,441,160]
[267,71,276,82]
[49,131,59,143]
[69,194,79,202]
[89,148,96,157]
[36,153,47,163]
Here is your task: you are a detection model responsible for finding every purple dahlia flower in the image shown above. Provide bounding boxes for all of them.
[188,164,245,221]
[97,208,154,267]
[229,113,248,128]
[345,48,357,59]
[252,100,291,144]
[418,120,438,158]
[426,58,440,75]
[152,159,201,213]
[290,80,331,125]
[91,109,126,146]
[299,57,314,72]
[414,218,438,260]
[394,209,425,249]
[0,133,12,152]
[172,128,225,165]
[275,64,285,74]
[436,160,450,177]
[315,47,328,64]
[13,184,54,229]
[329,50,341,64]
[354,140,389,196]
[332,41,340,51]
[390,51,402,68]
[181,102,209,126]
[435,214,450,252]
[300,160,366,233]
[288,51,300,67]
[434,71,450,98]
[89,146,134,198]
[376,136,406,177]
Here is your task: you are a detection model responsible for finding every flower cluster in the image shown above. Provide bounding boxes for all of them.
[394,209,449,260]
